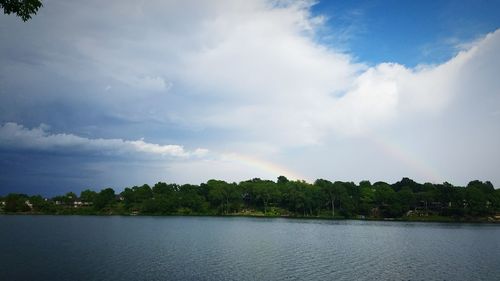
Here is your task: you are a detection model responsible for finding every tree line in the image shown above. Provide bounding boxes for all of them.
[1,177,499,220]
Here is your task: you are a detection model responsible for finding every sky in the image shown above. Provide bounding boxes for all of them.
[0,0,499,196]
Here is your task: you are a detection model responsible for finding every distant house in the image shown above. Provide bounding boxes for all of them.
[73,199,93,208]
[73,200,83,208]
[25,200,33,209]
[53,198,92,207]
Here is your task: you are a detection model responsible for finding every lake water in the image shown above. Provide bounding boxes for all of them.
[0,216,499,281]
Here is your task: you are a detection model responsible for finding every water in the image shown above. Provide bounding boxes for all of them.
[0,216,499,281]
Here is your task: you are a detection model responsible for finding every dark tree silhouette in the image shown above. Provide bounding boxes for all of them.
[1,176,499,220]
[1,0,42,21]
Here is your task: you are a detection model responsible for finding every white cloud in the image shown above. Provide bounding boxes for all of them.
[129,76,170,92]
[0,122,207,158]
[0,0,499,186]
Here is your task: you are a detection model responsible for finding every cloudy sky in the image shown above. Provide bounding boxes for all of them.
[1,0,499,195]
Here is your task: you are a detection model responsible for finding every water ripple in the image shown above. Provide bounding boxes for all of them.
[1,216,499,281]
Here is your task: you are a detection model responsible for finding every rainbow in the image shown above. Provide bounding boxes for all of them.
[222,152,306,181]
[369,133,443,183]
[220,134,443,185]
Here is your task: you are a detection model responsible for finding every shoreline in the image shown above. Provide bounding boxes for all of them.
[2,212,499,224]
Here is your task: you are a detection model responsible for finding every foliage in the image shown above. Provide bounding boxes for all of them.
[4,193,30,212]
[1,177,499,220]
[1,0,42,21]
[93,188,115,210]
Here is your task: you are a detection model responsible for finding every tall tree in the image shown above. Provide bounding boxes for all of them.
[315,179,338,217]
[207,180,239,214]
[93,188,115,210]
[80,189,97,203]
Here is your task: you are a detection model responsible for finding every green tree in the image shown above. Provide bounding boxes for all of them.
[374,183,397,216]
[151,181,180,213]
[207,180,239,214]
[0,177,495,219]
[277,175,289,185]
[282,180,307,215]
[80,189,97,203]
[359,181,375,215]
[28,195,52,212]
[141,198,160,214]
[397,187,415,213]
[338,181,356,216]
[121,184,153,209]
[4,193,30,212]
[178,184,206,213]
[1,0,42,21]
[492,189,500,212]
[314,179,345,217]
[93,188,115,210]
[155,194,179,214]
[252,180,279,214]
[467,180,495,194]
[64,192,77,204]
[465,186,487,215]
[152,182,178,195]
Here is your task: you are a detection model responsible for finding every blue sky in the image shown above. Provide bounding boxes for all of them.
[312,0,500,66]
[0,0,499,196]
